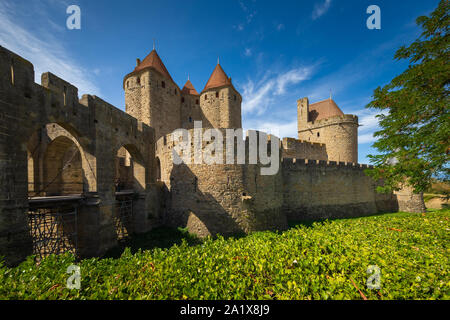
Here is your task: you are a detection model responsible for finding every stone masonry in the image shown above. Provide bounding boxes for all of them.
[0,45,425,265]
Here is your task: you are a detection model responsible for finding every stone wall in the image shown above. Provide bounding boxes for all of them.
[156,129,287,237]
[281,137,328,161]
[0,46,160,265]
[297,97,358,164]
[199,86,242,129]
[180,93,202,129]
[298,115,359,164]
[125,68,181,141]
[281,159,398,221]
[0,45,426,265]
[394,184,427,213]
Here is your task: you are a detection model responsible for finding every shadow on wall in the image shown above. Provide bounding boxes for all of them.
[167,163,246,238]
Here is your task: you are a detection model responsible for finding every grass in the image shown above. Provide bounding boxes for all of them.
[0,210,448,300]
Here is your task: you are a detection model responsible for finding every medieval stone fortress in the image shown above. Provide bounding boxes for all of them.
[0,45,425,265]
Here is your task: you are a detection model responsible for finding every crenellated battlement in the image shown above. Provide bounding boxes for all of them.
[156,128,281,162]
[282,157,373,170]
[300,114,359,130]
[0,44,422,266]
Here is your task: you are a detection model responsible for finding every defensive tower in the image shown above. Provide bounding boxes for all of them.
[123,49,181,140]
[297,97,359,163]
[200,61,242,129]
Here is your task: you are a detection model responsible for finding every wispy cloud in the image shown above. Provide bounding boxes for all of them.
[312,0,332,20]
[353,108,386,144]
[243,119,298,139]
[244,48,252,57]
[234,0,257,31]
[0,0,101,96]
[241,67,313,115]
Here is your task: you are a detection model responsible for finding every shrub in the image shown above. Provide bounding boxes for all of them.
[0,210,448,300]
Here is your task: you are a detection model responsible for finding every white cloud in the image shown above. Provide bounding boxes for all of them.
[235,24,244,31]
[275,68,311,95]
[276,24,285,31]
[235,0,257,31]
[242,80,273,115]
[244,119,298,139]
[353,108,386,144]
[359,133,377,144]
[244,48,252,57]
[241,67,313,115]
[0,1,101,97]
[312,0,332,20]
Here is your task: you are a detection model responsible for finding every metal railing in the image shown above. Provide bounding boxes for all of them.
[28,182,84,198]
[115,192,134,241]
[28,204,78,261]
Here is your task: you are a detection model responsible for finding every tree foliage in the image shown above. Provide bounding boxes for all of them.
[366,0,450,193]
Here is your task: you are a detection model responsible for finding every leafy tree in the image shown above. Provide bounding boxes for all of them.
[366,0,449,193]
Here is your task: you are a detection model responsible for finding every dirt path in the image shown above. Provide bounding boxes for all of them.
[425,196,449,210]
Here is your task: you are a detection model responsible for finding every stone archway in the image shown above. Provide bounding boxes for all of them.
[113,144,147,240]
[26,123,96,197]
[42,136,83,196]
[115,144,146,193]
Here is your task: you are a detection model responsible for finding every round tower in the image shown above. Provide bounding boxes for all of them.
[200,62,242,129]
[297,98,358,163]
[123,49,181,141]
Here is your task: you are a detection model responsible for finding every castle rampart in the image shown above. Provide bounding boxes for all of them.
[0,46,161,265]
[281,159,397,221]
[297,97,359,163]
[0,45,425,265]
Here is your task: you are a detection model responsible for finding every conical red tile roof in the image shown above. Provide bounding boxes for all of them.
[134,49,174,82]
[309,99,344,121]
[181,80,199,96]
[203,64,232,91]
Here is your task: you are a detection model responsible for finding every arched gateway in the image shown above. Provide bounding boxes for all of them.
[0,47,160,265]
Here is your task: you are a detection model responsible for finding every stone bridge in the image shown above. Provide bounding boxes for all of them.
[0,46,161,265]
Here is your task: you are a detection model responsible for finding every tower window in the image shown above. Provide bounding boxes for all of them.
[136,77,140,85]
[162,81,165,88]
[216,92,219,98]
[175,89,177,95]
[196,99,199,105]
[189,117,192,123]
[317,132,320,137]
[234,95,236,101]
[205,95,207,100]
[181,97,185,103]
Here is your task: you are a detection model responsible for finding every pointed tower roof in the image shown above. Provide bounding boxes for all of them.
[203,63,233,91]
[309,98,344,122]
[134,49,174,82]
[181,79,199,96]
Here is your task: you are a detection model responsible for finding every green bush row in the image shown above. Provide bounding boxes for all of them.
[0,210,449,300]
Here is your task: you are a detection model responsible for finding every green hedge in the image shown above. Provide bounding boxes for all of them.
[0,210,449,300]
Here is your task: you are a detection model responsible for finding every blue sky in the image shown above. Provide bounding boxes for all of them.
[0,0,440,163]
